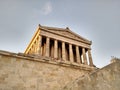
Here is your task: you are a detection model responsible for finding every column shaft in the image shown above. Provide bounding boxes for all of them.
[76,46,81,63]
[62,42,66,60]
[39,35,42,55]
[51,45,54,57]
[69,44,74,62]
[88,49,94,66]
[82,48,88,65]
[54,40,58,58]
[45,37,50,57]
[34,42,36,53]
[43,43,46,56]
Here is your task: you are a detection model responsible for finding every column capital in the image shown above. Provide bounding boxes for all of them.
[46,36,50,38]
[88,48,92,50]
[54,39,57,41]
[62,41,65,43]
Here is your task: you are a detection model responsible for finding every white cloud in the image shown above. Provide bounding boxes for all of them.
[41,2,52,15]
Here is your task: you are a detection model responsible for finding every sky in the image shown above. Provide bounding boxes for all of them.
[0,0,120,68]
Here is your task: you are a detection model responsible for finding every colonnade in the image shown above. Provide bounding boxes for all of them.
[39,35,93,66]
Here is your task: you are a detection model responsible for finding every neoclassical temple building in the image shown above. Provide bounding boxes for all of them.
[0,24,119,90]
[24,24,94,66]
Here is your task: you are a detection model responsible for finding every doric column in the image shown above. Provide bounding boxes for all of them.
[34,42,37,53]
[69,44,74,62]
[82,48,88,65]
[33,44,35,53]
[58,46,62,59]
[43,43,46,56]
[31,46,33,53]
[39,35,42,55]
[54,40,58,58]
[76,46,81,63]
[62,42,66,60]
[51,45,54,57]
[88,49,94,66]
[45,37,50,57]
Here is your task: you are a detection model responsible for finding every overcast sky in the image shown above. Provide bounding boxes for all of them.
[0,0,120,67]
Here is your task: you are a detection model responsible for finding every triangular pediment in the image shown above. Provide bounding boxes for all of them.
[40,26,91,44]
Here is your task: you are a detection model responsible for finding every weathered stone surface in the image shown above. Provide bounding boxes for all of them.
[62,59,120,90]
[2,50,120,90]
[0,50,93,90]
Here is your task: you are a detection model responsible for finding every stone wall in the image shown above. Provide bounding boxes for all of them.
[63,59,120,90]
[0,50,94,90]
